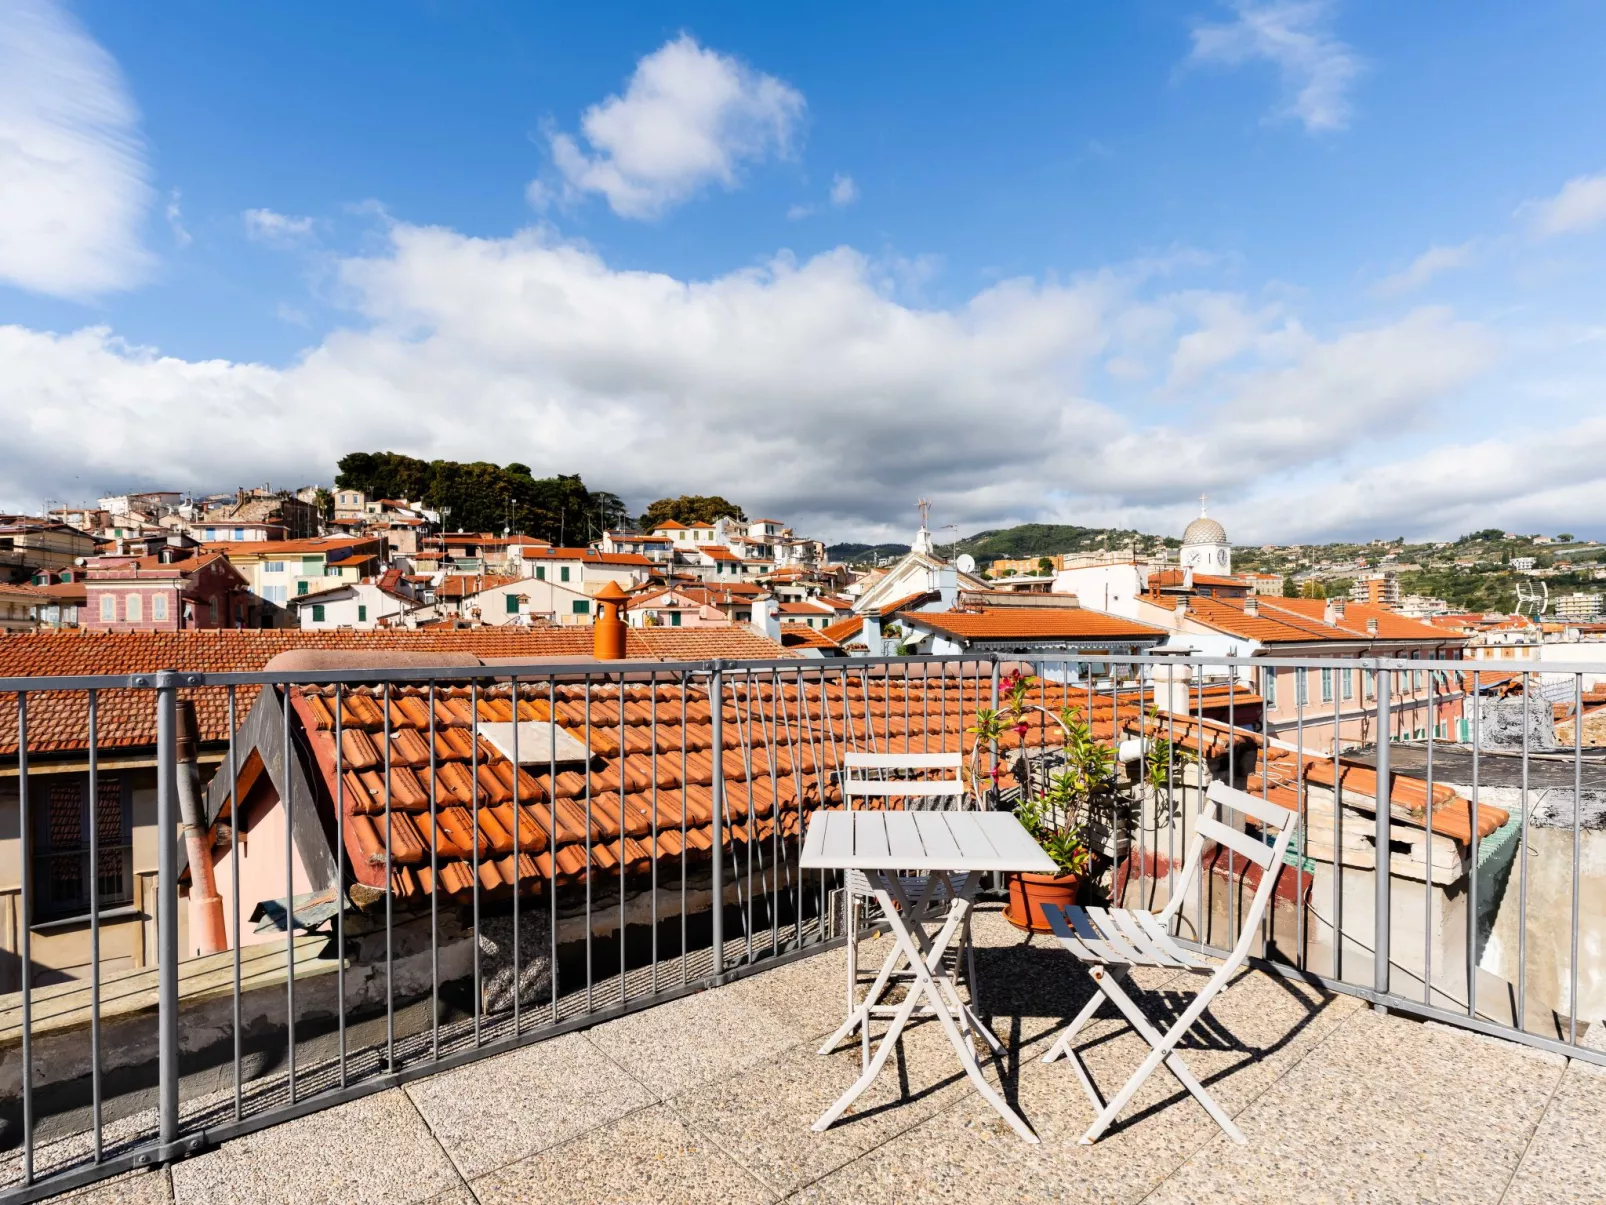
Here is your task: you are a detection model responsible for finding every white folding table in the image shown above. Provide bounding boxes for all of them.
[800,809,1057,1143]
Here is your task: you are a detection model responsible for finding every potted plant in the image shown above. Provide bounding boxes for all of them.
[965,670,1112,933]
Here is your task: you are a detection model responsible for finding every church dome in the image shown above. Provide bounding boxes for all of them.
[1182,516,1226,546]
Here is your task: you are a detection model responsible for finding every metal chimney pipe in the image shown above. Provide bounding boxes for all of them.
[177,700,228,954]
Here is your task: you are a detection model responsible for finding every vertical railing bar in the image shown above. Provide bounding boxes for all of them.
[1194,668,1205,946]
[1517,669,1529,1030]
[1468,667,1480,1021]
[428,682,440,1059]
[334,684,347,1086]
[470,679,481,1044]
[774,668,805,947]
[285,681,298,1103]
[511,674,522,1036]
[1569,673,1583,1046]
[679,674,688,986]
[1423,670,1435,1008]
[17,692,33,1186]
[1167,667,1177,908]
[764,671,783,954]
[1227,671,1237,944]
[382,682,393,1073]
[157,678,180,1153]
[710,664,725,976]
[549,678,559,1024]
[1374,665,1392,1010]
[1329,669,1341,981]
[618,675,628,1003]
[87,689,102,1162]
[650,671,659,994]
[230,686,243,1120]
[583,675,595,1009]
[737,671,757,964]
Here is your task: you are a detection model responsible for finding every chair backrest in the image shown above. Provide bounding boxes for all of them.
[1159,779,1298,963]
[841,751,967,812]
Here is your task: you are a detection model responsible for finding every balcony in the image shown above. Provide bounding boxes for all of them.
[0,650,1602,1202]
[11,906,1602,1204]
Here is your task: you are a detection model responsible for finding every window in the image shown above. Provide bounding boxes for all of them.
[357,605,367,622]
[296,580,309,596]
[1296,668,1309,707]
[311,604,325,622]
[33,774,132,920]
[1413,669,1424,691]
[535,566,545,581]
[151,593,168,621]
[1342,667,1354,699]
[263,584,287,605]
[99,594,115,622]
[1262,667,1277,707]
[233,528,244,541]
[505,594,520,614]
[204,528,215,540]
[560,566,570,582]
[671,611,682,627]
[1364,670,1375,700]
[125,593,141,623]
[572,600,590,615]
[326,566,341,577]
[1321,668,1333,702]
[264,561,285,574]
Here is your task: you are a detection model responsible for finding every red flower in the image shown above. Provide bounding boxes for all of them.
[1013,722,1030,737]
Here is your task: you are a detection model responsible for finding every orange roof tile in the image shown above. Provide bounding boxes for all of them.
[903,608,1167,642]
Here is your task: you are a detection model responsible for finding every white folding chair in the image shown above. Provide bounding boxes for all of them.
[1040,780,1298,1144]
[820,751,979,1062]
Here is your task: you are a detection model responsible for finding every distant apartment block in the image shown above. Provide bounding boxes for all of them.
[1351,571,1401,607]
[1555,592,1604,620]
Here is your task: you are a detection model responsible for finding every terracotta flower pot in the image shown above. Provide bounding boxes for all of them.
[1003,869,1082,933]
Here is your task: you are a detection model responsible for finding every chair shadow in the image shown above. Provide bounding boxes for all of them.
[968,935,1336,1137]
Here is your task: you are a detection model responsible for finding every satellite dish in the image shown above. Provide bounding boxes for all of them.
[955,553,976,574]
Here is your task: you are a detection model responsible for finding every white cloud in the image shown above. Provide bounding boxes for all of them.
[243,208,316,245]
[544,34,805,219]
[0,0,152,297]
[0,221,1517,543]
[165,189,191,247]
[1374,241,1475,296]
[1520,171,1606,238]
[830,173,858,207]
[1189,1,1361,133]
[785,202,814,221]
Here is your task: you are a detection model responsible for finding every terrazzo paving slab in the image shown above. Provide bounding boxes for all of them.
[668,1015,979,1196]
[1146,1008,1566,1205]
[586,981,802,1098]
[1501,1059,1606,1204]
[47,1168,173,1204]
[473,1104,773,1205]
[169,1089,462,1205]
[404,1031,654,1181]
[724,945,854,1042]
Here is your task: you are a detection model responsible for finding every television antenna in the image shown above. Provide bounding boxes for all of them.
[1514,579,1548,617]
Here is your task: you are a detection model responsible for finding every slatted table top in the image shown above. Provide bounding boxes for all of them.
[800,809,1057,874]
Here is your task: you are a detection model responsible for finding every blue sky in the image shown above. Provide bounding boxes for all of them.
[4,0,1606,544]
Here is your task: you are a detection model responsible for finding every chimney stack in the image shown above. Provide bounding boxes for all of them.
[1244,596,1259,617]
[1173,596,1188,617]
[1366,617,1379,635]
[1332,598,1347,619]
[592,581,628,660]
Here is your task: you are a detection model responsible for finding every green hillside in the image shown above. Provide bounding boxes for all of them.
[828,523,1177,568]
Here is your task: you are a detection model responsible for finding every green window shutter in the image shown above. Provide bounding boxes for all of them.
[311,604,324,622]
[560,566,570,582]
[572,600,589,615]
[358,605,367,622]
[535,565,545,580]
[671,611,681,626]
[297,580,309,596]
[505,594,519,614]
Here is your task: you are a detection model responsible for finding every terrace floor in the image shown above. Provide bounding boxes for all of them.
[45,904,1606,1205]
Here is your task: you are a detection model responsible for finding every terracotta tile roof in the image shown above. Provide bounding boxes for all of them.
[1149,569,1245,589]
[821,617,865,644]
[517,548,652,567]
[435,574,521,599]
[903,608,1167,642]
[0,583,49,601]
[776,601,834,616]
[700,546,740,561]
[203,536,380,559]
[652,521,686,530]
[875,590,938,618]
[1257,598,1462,643]
[0,628,790,757]
[779,628,843,650]
[1182,596,1334,643]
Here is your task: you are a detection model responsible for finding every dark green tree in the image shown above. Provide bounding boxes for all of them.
[639,495,747,529]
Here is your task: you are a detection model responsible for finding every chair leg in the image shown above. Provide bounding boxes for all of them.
[1079,968,1245,1145]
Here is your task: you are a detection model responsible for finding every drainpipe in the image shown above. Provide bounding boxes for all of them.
[177,700,227,954]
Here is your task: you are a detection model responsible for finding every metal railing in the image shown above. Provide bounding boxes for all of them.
[0,650,1600,1199]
